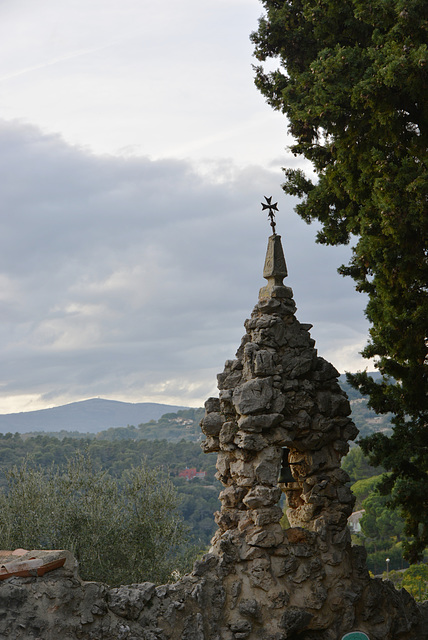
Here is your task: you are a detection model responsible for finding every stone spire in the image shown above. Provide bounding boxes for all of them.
[199,232,380,638]
[202,234,358,543]
[259,234,289,301]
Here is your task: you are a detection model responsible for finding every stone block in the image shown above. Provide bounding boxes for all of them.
[219,388,235,415]
[182,612,205,640]
[234,432,267,451]
[303,582,328,610]
[295,409,312,429]
[288,503,318,525]
[246,525,284,548]
[313,357,340,381]
[232,378,274,415]
[337,486,356,504]
[219,486,248,508]
[239,544,269,561]
[254,460,279,486]
[250,506,283,527]
[229,460,256,486]
[271,391,286,413]
[220,369,243,390]
[228,580,242,609]
[289,561,312,584]
[107,583,156,620]
[192,554,219,577]
[270,556,291,578]
[333,440,350,455]
[200,412,223,436]
[330,393,351,417]
[254,350,276,377]
[242,486,281,509]
[306,479,337,500]
[220,421,239,445]
[271,544,291,557]
[253,322,287,348]
[229,618,252,637]
[246,557,274,591]
[306,449,341,473]
[238,598,262,621]
[238,413,282,432]
[254,314,279,329]
[234,448,253,461]
[342,421,359,441]
[316,391,331,414]
[205,397,220,413]
[269,590,291,609]
[265,425,296,446]
[280,607,313,633]
[237,514,255,532]
[215,510,241,531]
[256,298,283,314]
[201,436,220,453]
[285,527,317,545]
[281,556,298,573]
[332,468,350,486]
[216,452,230,477]
[255,445,281,476]
[290,354,315,378]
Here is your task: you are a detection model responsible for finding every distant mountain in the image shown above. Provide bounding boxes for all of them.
[0,399,189,434]
[0,372,389,437]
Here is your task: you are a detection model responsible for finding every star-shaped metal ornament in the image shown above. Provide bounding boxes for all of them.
[261,196,279,234]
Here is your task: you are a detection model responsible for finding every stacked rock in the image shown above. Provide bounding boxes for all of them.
[201,234,358,551]
[200,234,361,638]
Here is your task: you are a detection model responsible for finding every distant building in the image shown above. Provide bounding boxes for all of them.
[178,467,207,481]
[348,509,365,534]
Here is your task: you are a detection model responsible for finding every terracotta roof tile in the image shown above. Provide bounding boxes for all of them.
[0,549,69,580]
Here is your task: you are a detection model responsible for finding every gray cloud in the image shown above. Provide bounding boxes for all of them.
[0,120,369,412]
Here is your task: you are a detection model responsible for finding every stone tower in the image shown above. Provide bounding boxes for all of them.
[199,233,422,640]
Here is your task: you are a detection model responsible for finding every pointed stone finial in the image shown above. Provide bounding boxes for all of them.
[259,234,290,300]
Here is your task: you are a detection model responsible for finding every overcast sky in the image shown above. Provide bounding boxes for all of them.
[0,0,371,414]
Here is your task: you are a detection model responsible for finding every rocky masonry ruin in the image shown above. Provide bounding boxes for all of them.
[0,231,427,639]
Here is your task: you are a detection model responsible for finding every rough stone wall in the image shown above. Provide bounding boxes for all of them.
[1,234,427,640]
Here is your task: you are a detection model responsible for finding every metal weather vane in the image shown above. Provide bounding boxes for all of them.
[261,196,279,234]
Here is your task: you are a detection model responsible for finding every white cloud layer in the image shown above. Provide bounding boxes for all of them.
[0,121,370,412]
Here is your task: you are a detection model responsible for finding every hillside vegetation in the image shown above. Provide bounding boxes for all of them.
[0,382,396,573]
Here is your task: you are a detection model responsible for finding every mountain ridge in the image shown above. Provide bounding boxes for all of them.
[0,398,189,434]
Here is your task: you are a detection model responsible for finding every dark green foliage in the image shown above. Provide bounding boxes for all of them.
[342,445,384,484]
[360,490,404,542]
[343,447,406,571]
[351,474,383,508]
[0,453,191,585]
[401,563,428,601]
[357,488,407,574]
[0,433,219,548]
[387,564,428,600]
[252,0,428,562]
[364,543,407,575]
[0,434,216,480]
[387,564,428,601]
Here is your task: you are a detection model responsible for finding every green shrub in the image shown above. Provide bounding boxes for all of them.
[0,452,190,586]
